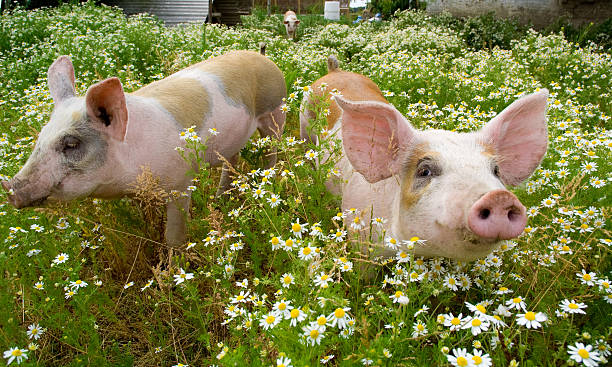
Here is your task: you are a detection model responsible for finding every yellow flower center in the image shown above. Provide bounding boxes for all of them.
[525,312,536,321]
[271,237,279,245]
[476,305,487,314]
[266,315,275,324]
[513,297,522,304]
[400,252,408,258]
[353,217,361,224]
[317,316,327,326]
[11,349,22,357]
[472,355,483,365]
[302,247,311,255]
[456,356,468,366]
[283,276,292,284]
[449,278,456,285]
[472,319,482,327]
[417,324,424,331]
[310,329,319,339]
[499,287,508,292]
[334,308,345,318]
[578,349,589,359]
[389,238,397,244]
[451,317,461,326]
[395,291,403,298]
[321,275,328,281]
[583,274,591,281]
[568,303,578,309]
[290,309,300,318]
[292,223,301,232]
[279,303,286,310]
[410,236,419,241]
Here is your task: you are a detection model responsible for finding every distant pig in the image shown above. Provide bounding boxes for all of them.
[3,51,287,246]
[283,10,300,39]
[301,56,548,261]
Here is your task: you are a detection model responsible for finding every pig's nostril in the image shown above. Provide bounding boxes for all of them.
[479,208,490,220]
[508,208,520,221]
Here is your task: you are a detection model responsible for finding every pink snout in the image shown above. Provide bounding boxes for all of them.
[468,189,527,240]
[1,180,44,209]
[1,180,20,208]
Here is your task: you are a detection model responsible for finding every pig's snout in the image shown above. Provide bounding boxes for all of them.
[2,179,46,209]
[2,180,20,208]
[468,190,527,240]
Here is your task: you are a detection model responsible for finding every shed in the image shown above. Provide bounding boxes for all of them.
[103,0,251,26]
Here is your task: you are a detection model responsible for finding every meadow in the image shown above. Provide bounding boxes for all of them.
[0,2,610,366]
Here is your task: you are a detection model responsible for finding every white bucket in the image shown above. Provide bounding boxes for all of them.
[324,1,340,20]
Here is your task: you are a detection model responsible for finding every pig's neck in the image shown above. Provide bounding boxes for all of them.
[94,95,190,198]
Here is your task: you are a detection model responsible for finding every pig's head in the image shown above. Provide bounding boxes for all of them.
[284,16,300,37]
[336,90,549,261]
[2,56,129,208]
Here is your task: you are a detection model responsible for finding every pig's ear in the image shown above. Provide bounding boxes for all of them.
[295,20,300,24]
[48,56,76,104]
[85,77,128,142]
[480,89,549,186]
[335,96,415,183]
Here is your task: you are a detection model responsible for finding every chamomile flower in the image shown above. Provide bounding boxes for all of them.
[297,245,316,260]
[506,296,527,312]
[516,311,547,329]
[3,347,28,365]
[141,279,154,291]
[443,313,465,331]
[412,320,428,337]
[302,324,325,346]
[313,272,332,288]
[290,219,307,238]
[267,194,282,207]
[52,253,69,265]
[446,348,470,367]
[273,300,293,319]
[567,342,601,367]
[69,279,88,290]
[469,349,492,367]
[26,324,44,340]
[260,312,281,330]
[289,308,307,326]
[33,282,44,291]
[463,315,490,336]
[328,307,351,329]
[174,268,194,285]
[320,355,335,364]
[559,299,587,314]
[390,290,409,305]
[280,273,295,288]
[577,269,598,286]
[276,356,292,367]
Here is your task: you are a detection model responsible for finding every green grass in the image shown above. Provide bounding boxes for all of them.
[0,2,610,366]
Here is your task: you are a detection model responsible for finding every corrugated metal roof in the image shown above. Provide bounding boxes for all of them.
[105,0,210,26]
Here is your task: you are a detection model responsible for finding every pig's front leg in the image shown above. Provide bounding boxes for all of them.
[165,195,190,247]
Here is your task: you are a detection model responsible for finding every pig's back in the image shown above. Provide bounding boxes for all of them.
[311,70,388,129]
[195,50,286,116]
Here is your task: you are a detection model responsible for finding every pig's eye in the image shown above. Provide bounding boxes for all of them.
[62,136,81,153]
[493,164,500,177]
[417,167,432,177]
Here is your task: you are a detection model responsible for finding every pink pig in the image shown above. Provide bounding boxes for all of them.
[2,50,286,246]
[301,57,548,261]
[283,10,300,40]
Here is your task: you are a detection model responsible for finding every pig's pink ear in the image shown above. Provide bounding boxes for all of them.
[48,56,76,104]
[335,96,415,183]
[479,90,549,186]
[85,77,128,142]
